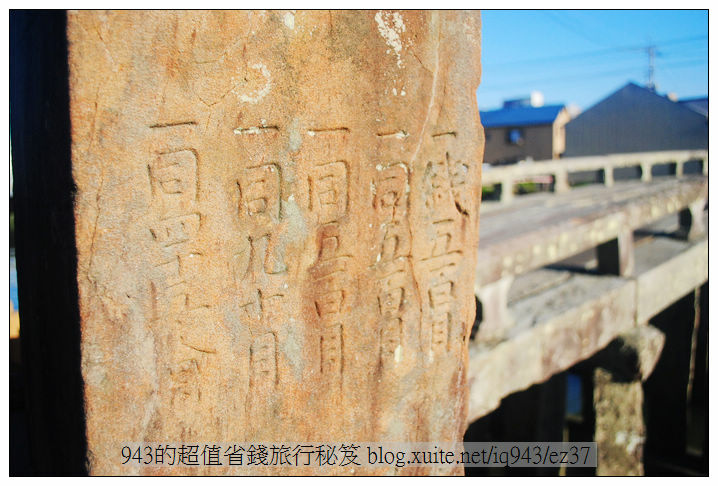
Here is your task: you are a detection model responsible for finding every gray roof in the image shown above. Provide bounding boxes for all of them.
[678,97,708,117]
[564,83,708,156]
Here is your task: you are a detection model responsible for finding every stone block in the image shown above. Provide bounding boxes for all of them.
[55,10,483,475]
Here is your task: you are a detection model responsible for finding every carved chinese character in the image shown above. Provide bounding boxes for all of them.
[238,290,285,327]
[431,313,450,355]
[321,325,343,378]
[374,163,408,223]
[251,332,278,388]
[425,154,453,213]
[310,224,351,323]
[150,149,198,216]
[150,213,201,247]
[310,161,348,224]
[380,317,403,360]
[238,164,281,223]
[378,270,406,318]
[378,224,410,263]
[168,358,201,406]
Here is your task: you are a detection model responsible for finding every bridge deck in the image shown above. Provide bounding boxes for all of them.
[476,176,707,288]
[468,172,707,424]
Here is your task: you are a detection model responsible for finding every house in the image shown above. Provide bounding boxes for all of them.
[480,96,571,165]
[564,83,708,157]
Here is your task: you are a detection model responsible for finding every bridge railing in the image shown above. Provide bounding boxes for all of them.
[481,149,708,203]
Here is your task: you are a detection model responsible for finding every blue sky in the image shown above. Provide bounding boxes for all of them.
[478,10,708,111]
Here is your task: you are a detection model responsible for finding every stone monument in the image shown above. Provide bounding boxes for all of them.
[13,10,483,475]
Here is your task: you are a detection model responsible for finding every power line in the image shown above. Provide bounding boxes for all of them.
[544,11,607,46]
[660,44,708,57]
[659,59,709,69]
[479,58,706,92]
[479,67,644,91]
[484,35,707,68]
[484,56,653,83]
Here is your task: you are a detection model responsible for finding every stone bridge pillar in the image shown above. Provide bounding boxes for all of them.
[11,10,483,475]
[590,326,665,476]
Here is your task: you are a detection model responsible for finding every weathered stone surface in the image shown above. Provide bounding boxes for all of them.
[68,10,482,475]
[591,326,664,476]
[594,368,644,476]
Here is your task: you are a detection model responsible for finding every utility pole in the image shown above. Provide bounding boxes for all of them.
[646,44,656,91]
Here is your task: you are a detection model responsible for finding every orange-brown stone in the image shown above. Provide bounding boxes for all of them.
[69,10,483,474]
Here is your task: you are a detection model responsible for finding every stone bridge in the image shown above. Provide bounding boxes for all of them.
[469,149,707,475]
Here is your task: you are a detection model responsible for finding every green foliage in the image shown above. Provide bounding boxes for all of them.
[515,181,538,194]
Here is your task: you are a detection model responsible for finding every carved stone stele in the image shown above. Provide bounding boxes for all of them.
[69,10,483,474]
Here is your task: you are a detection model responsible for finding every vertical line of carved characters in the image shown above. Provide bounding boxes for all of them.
[309,161,348,224]
[231,161,287,315]
[146,123,215,439]
[320,324,343,382]
[250,332,278,390]
[308,224,352,384]
[371,159,411,367]
[146,124,205,316]
[301,130,350,388]
[374,163,408,223]
[149,149,199,217]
